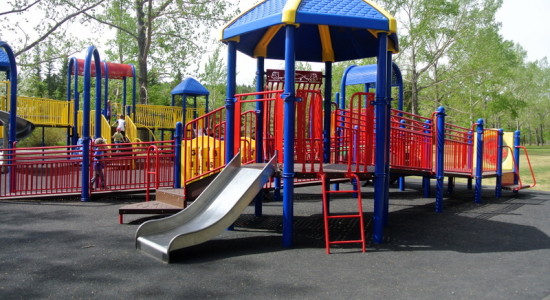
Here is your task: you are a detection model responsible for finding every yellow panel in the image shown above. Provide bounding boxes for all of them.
[502,132,514,171]
[318,25,335,62]
[362,0,397,33]
[254,25,284,57]
[282,0,302,24]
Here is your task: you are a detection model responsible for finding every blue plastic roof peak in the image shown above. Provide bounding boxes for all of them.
[220,0,398,62]
[171,77,210,96]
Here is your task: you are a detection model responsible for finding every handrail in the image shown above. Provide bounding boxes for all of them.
[145,145,160,201]
[502,145,536,190]
[515,146,537,188]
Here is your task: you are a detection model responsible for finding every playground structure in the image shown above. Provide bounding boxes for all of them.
[0,0,537,261]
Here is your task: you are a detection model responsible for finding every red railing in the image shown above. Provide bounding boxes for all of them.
[0,140,174,198]
[0,145,83,197]
[442,122,474,174]
[390,109,433,172]
[91,140,174,192]
[331,92,375,173]
[482,129,500,173]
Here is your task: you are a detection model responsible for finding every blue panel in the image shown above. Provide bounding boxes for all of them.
[223,0,285,39]
[346,65,378,85]
[297,0,388,30]
[0,49,10,71]
[299,0,386,21]
[171,77,210,96]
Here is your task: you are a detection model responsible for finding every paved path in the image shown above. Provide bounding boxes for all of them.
[1,181,549,299]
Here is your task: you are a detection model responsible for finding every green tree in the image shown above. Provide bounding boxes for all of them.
[378,0,503,115]
[87,0,238,104]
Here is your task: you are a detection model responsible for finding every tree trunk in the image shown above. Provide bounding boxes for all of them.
[135,0,148,104]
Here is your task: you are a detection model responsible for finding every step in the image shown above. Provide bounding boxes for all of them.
[502,184,531,191]
[155,188,185,208]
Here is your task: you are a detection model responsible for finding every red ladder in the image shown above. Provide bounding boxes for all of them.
[320,173,366,254]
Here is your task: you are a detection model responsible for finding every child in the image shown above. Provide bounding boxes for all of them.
[113,114,126,137]
[112,128,124,150]
[90,138,107,189]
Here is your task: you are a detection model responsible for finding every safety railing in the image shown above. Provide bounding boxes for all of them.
[0,145,83,197]
[332,92,375,173]
[14,96,73,126]
[442,122,474,175]
[182,106,226,186]
[0,140,175,198]
[133,104,205,129]
[90,140,174,192]
[482,129,500,173]
[390,108,433,172]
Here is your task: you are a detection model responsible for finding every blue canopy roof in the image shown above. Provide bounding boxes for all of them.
[171,77,209,96]
[0,49,11,72]
[343,63,402,86]
[220,0,398,62]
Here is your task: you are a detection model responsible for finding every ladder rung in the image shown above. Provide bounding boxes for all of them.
[327,214,361,219]
[325,190,358,194]
[329,240,364,245]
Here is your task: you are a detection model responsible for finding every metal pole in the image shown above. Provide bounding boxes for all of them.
[435,106,446,212]
[225,41,237,163]
[373,33,389,243]
[254,57,265,217]
[81,45,102,202]
[174,122,183,188]
[323,62,332,163]
[282,25,297,248]
[495,128,504,198]
[474,119,484,203]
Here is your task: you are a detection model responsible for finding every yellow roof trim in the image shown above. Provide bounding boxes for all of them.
[318,25,335,62]
[282,0,302,24]
[363,0,397,33]
[219,0,268,41]
[253,25,284,57]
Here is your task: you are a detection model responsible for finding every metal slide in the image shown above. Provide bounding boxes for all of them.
[0,110,36,141]
[136,152,277,263]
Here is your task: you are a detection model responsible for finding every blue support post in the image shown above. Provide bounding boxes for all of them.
[103,61,109,119]
[81,46,102,202]
[174,122,183,188]
[182,95,187,129]
[447,177,454,194]
[1,42,18,192]
[282,25,297,248]
[435,107,446,212]
[225,41,237,163]
[513,130,521,193]
[495,129,504,198]
[383,50,393,226]
[123,77,127,112]
[513,130,521,185]
[131,64,136,118]
[323,62,332,163]
[373,33,389,243]
[255,57,265,217]
[1,42,17,152]
[67,57,80,145]
[474,119,484,203]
